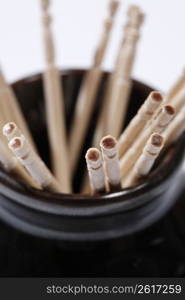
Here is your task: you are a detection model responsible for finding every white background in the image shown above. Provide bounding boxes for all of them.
[0,0,184,92]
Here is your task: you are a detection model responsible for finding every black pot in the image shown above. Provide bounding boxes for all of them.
[0,69,185,277]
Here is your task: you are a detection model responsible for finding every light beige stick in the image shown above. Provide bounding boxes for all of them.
[169,86,185,112]
[123,133,164,188]
[0,87,11,125]
[120,105,175,182]
[113,5,144,71]
[163,105,185,147]
[0,138,20,172]
[2,123,39,188]
[41,0,71,192]
[2,123,40,188]
[100,135,121,191]
[85,148,107,195]
[0,100,8,148]
[3,122,54,189]
[93,0,119,67]
[0,139,40,189]
[118,91,163,157]
[166,68,185,102]
[69,0,119,174]
[93,6,145,146]
[106,79,132,137]
[92,72,114,148]
[2,121,23,164]
[0,69,36,150]
[105,6,145,138]
[9,136,62,193]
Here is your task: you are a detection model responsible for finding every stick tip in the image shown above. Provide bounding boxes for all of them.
[9,137,22,150]
[151,91,163,102]
[101,135,117,149]
[151,133,164,147]
[86,148,100,162]
[41,0,49,10]
[128,5,145,23]
[3,122,17,136]
[110,0,119,13]
[164,105,175,115]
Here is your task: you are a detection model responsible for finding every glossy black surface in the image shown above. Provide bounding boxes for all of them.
[0,70,184,277]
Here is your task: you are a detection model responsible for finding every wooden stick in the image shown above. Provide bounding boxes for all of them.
[2,123,40,188]
[69,0,119,174]
[106,80,132,138]
[169,85,185,112]
[93,0,119,67]
[123,133,164,188]
[93,6,145,147]
[91,73,113,148]
[166,68,185,102]
[3,122,42,189]
[0,85,11,125]
[0,96,9,148]
[0,139,19,171]
[41,0,71,192]
[85,148,106,195]
[9,136,62,193]
[2,122,41,188]
[115,5,145,69]
[105,5,145,138]
[163,105,185,147]
[120,105,175,182]
[100,135,121,191]
[3,122,61,191]
[0,69,36,150]
[0,139,40,189]
[118,91,163,157]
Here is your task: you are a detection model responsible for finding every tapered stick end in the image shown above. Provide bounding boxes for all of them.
[109,0,120,16]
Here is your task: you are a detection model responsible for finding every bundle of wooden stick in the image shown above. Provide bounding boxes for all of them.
[0,0,185,196]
